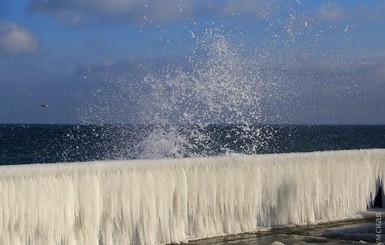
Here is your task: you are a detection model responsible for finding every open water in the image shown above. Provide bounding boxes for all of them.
[1,124,384,165]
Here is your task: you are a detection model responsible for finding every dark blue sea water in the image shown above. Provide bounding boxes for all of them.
[1,124,385,165]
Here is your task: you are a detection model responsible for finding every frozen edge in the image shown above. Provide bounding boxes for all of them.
[0,149,384,244]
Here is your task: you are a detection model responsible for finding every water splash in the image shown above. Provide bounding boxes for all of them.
[143,32,263,124]
[137,30,274,158]
[77,16,354,159]
[76,28,277,159]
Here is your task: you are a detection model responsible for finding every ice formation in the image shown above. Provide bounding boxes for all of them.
[0,149,384,244]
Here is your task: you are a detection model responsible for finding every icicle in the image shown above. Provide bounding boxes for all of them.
[0,149,384,244]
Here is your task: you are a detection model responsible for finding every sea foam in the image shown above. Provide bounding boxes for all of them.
[0,149,384,244]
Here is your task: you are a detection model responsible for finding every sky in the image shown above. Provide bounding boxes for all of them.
[0,0,385,124]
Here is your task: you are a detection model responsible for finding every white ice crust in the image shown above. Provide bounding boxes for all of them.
[0,149,384,244]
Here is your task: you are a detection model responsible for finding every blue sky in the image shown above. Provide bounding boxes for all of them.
[1,0,385,124]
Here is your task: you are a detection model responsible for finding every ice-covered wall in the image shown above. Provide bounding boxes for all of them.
[0,149,384,244]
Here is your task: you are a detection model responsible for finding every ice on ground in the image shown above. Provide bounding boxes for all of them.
[271,241,285,245]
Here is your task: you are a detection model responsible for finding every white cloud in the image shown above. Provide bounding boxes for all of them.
[317,2,385,23]
[223,0,275,17]
[352,2,385,22]
[28,0,193,26]
[28,0,280,27]
[317,3,344,22]
[0,22,39,55]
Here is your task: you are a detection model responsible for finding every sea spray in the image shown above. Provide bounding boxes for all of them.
[136,31,275,158]
[78,30,277,159]
[76,4,357,159]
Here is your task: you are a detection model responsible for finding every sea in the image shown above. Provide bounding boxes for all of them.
[1,124,385,165]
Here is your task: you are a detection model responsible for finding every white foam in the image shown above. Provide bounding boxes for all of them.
[0,149,384,244]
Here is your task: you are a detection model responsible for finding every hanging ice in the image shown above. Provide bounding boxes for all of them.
[0,149,384,244]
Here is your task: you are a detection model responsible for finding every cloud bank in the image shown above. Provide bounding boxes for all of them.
[0,22,39,55]
[317,1,385,23]
[27,0,385,29]
[28,0,279,27]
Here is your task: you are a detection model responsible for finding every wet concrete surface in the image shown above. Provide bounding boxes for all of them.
[187,219,378,245]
